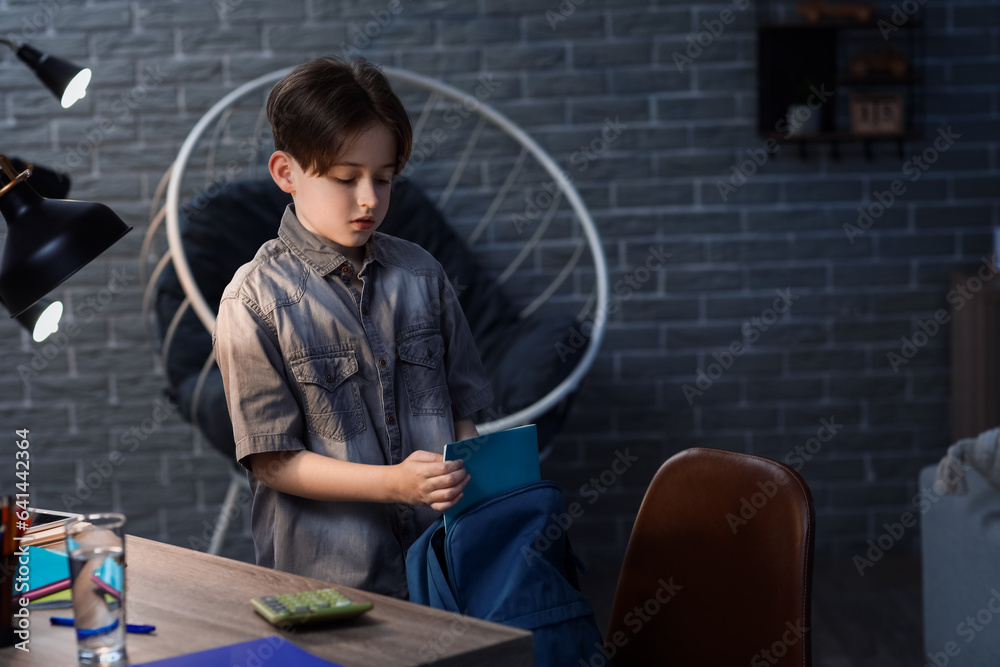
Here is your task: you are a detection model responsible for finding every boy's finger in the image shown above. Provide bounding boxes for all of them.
[429,474,470,502]
[431,492,463,512]
[439,459,464,474]
[410,450,442,463]
[421,459,462,480]
[433,469,469,489]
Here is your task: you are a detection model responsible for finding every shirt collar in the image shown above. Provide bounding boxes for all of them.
[277,204,384,277]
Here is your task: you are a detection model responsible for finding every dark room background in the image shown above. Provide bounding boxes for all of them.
[0,0,997,657]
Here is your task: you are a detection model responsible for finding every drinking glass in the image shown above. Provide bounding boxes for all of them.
[65,513,127,666]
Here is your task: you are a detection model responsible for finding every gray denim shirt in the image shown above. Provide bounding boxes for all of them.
[213,205,493,598]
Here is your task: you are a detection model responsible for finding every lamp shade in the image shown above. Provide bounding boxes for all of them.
[0,295,62,342]
[0,178,131,317]
[15,44,91,109]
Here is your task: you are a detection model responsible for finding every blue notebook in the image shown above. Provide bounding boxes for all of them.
[132,637,344,666]
[443,424,541,529]
[26,546,69,591]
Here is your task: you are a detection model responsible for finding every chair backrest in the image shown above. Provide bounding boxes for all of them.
[607,447,814,667]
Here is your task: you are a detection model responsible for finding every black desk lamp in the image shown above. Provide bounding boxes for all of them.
[0,160,71,341]
[0,43,126,336]
[1,38,91,108]
[0,156,132,319]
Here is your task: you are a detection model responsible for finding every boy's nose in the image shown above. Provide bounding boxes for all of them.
[357,178,378,209]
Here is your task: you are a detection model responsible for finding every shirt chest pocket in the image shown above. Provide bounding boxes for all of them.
[290,351,366,441]
[397,330,449,416]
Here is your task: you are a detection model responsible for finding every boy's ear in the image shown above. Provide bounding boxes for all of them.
[268,151,296,194]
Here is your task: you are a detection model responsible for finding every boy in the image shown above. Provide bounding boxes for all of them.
[213,57,494,598]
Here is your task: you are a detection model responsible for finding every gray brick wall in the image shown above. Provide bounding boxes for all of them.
[0,0,997,601]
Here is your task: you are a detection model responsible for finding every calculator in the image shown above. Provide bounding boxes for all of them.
[250,588,373,626]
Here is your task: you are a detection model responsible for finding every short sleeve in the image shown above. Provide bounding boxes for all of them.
[213,292,306,467]
[437,275,494,420]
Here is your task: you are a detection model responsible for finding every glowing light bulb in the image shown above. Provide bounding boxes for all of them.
[61,68,91,109]
[32,300,63,342]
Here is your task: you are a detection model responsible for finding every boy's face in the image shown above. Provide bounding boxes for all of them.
[268,123,396,257]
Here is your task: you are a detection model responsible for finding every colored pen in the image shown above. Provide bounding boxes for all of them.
[90,572,122,601]
[24,578,71,601]
[50,617,156,634]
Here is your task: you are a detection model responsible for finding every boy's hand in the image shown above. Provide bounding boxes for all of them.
[392,450,470,511]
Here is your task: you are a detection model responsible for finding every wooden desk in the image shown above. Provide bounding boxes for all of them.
[1,536,533,667]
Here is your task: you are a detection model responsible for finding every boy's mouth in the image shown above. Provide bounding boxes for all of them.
[352,216,375,230]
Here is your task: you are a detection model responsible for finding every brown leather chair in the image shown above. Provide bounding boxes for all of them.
[606,447,814,666]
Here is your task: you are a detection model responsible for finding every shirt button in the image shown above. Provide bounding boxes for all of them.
[378,358,386,367]
[426,349,433,358]
[362,306,369,316]
[341,265,350,274]
[325,374,333,382]
[387,414,395,425]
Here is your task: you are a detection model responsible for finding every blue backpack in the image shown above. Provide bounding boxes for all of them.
[406,480,606,667]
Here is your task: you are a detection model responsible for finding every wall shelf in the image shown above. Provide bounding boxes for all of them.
[756,3,925,159]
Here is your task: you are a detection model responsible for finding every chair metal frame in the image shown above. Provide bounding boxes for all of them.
[141,66,610,554]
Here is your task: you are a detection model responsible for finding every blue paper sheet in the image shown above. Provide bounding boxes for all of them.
[132,637,345,666]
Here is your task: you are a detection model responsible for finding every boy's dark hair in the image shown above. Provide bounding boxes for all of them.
[267,56,412,175]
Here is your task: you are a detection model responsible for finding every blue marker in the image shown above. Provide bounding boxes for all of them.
[50,617,156,635]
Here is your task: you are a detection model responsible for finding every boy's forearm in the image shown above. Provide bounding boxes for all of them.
[250,450,400,503]
[453,418,478,441]
[249,423,477,507]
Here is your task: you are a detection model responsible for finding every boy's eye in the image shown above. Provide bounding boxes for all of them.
[332,177,391,185]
